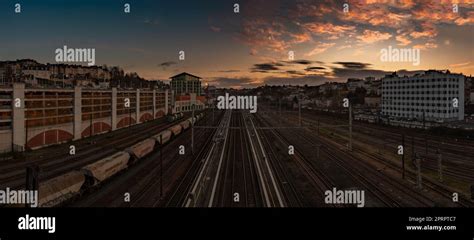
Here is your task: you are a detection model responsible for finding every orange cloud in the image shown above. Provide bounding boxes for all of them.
[413,42,438,50]
[239,19,289,52]
[410,23,438,39]
[291,32,312,44]
[305,42,335,56]
[396,34,412,46]
[449,61,471,68]
[357,30,392,44]
[303,22,355,39]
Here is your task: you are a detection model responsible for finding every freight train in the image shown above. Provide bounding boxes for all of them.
[38,112,205,207]
[166,112,184,123]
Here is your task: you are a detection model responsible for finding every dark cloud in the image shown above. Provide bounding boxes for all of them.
[143,19,160,25]
[305,66,326,72]
[208,77,258,88]
[286,59,312,65]
[251,63,281,72]
[159,61,177,68]
[285,70,306,76]
[216,69,241,73]
[333,62,372,69]
[331,67,424,80]
[331,68,389,80]
[262,75,329,86]
[251,60,323,73]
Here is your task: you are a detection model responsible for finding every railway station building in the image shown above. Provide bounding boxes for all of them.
[170,72,203,96]
[0,83,173,152]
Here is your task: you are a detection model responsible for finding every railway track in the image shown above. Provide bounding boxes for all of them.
[130,123,215,207]
[242,111,285,207]
[351,147,474,207]
[0,116,191,190]
[212,111,263,207]
[258,110,440,207]
[307,120,474,183]
[70,111,219,207]
[181,110,233,207]
[273,107,474,184]
[179,110,286,207]
[255,114,335,207]
[291,113,473,207]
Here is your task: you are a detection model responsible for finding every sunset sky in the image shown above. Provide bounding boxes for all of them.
[0,0,473,88]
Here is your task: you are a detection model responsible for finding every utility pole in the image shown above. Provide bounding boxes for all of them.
[437,149,443,182]
[402,134,405,179]
[90,113,93,138]
[25,165,39,207]
[191,104,195,155]
[298,96,302,127]
[317,119,320,135]
[316,145,320,158]
[423,109,426,129]
[279,98,281,123]
[25,121,28,151]
[425,135,428,155]
[416,154,422,189]
[349,103,352,151]
[129,107,132,127]
[160,134,163,199]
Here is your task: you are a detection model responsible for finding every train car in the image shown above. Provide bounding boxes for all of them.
[82,151,130,185]
[153,129,172,145]
[167,114,176,123]
[125,138,156,160]
[180,119,190,130]
[38,171,86,207]
[169,124,182,136]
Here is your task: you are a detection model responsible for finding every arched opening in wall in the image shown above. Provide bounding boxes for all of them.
[116,117,136,129]
[155,110,165,119]
[82,122,111,137]
[140,112,153,123]
[27,129,73,149]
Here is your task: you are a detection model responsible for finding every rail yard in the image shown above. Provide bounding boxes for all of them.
[1,106,473,208]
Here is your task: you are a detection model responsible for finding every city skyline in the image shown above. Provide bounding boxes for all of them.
[1,0,473,88]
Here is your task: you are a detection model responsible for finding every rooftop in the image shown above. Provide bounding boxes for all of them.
[170,72,201,80]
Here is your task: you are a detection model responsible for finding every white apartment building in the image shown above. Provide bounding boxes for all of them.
[381,70,464,122]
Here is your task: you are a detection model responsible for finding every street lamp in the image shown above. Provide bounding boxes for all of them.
[191,103,195,155]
